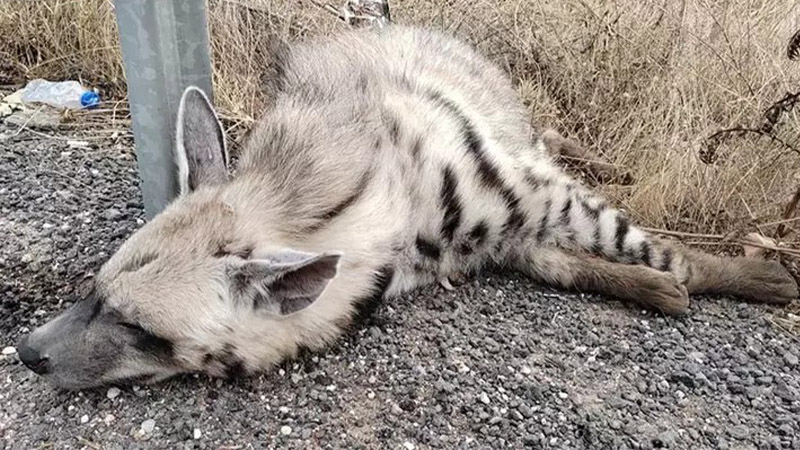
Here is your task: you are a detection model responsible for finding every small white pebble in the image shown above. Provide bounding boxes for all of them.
[2,346,16,355]
[103,414,115,425]
[558,392,568,399]
[367,391,375,400]
[193,428,202,440]
[80,415,89,424]
[403,442,416,450]
[520,366,532,375]
[280,425,292,436]
[279,406,290,414]
[67,405,75,412]
[368,375,377,384]
[479,392,490,404]
[140,419,155,434]
[106,387,121,399]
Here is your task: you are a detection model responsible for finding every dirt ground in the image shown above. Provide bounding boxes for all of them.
[1,126,799,450]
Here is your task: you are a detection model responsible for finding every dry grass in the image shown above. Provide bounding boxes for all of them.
[1,0,799,240]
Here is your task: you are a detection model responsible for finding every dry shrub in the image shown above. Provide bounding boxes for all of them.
[0,0,798,237]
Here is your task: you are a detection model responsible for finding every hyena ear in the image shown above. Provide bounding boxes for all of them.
[175,86,229,196]
[228,251,341,316]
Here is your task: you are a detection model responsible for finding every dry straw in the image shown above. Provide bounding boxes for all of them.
[1,0,798,243]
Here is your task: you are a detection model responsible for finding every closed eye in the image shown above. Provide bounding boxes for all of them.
[119,322,145,332]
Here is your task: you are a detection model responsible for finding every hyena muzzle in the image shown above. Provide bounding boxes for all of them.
[17,25,798,389]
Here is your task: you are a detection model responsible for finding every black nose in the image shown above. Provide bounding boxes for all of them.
[18,336,50,375]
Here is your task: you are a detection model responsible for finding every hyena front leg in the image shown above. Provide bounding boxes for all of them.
[541,129,632,185]
[521,179,798,311]
[516,246,689,315]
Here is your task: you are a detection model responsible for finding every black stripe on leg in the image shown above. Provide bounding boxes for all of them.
[641,241,652,267]
[591,225,603,255]
[614,214,630,255]
[659,248,673,272]
[440,166,463,242]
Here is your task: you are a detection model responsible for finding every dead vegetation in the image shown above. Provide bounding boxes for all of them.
[1,2,799,274]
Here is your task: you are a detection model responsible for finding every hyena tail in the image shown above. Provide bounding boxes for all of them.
[526,177,797,310]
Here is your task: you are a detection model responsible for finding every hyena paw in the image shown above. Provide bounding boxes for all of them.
[738,259,799,305]
[637,270,690,316]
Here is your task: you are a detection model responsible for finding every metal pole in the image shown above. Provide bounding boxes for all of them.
[114,0,214,219]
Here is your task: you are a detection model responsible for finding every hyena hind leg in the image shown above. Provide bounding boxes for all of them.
[674,244,798,305]
[541,129,633,185]
[516,246,690,315]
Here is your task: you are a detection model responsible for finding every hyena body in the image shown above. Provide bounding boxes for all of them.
[18,26,797,389]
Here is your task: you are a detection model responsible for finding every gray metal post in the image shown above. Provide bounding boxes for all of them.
[114,0,214,219]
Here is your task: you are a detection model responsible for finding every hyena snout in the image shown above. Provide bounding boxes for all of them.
[16,296,127,389]
[17,334,50,375]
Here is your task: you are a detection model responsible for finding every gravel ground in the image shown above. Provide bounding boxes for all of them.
[1,126,800,450]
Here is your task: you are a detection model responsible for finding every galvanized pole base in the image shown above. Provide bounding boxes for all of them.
[114,0,214,219]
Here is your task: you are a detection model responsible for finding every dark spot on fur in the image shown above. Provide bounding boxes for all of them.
[224,359,246,379]
[119,252,158,273]
[214,244,254,259]
[579,196,601,220]
[536,199,552,243]
[469,221,489,246]
[457,220,490,255]
[204,344,247,378]
[502,208,527,237]
[129,327,174,361]
[84,288,104,324]
[440,166,463,242]
[356,74,368,93]
[260,39,290,97]
[560,196,572,226]
[411,136,423,161]
[386,113,401,146]
[415,235,441,260]
[350,266,395,326]
[306,171,371,232]
[524,173,551,191]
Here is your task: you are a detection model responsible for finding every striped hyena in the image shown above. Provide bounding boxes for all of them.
[17,25,797,389]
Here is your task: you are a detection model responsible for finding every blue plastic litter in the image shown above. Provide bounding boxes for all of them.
[80,90,101,109]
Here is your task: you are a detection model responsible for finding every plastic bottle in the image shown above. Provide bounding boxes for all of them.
[20,79,100,110]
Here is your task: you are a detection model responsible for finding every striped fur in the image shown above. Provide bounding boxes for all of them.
[18,25,797,389]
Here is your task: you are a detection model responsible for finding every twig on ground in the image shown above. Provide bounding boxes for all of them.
[642,227,800,258]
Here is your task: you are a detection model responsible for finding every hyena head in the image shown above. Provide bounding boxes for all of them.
[17,87,341,389]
